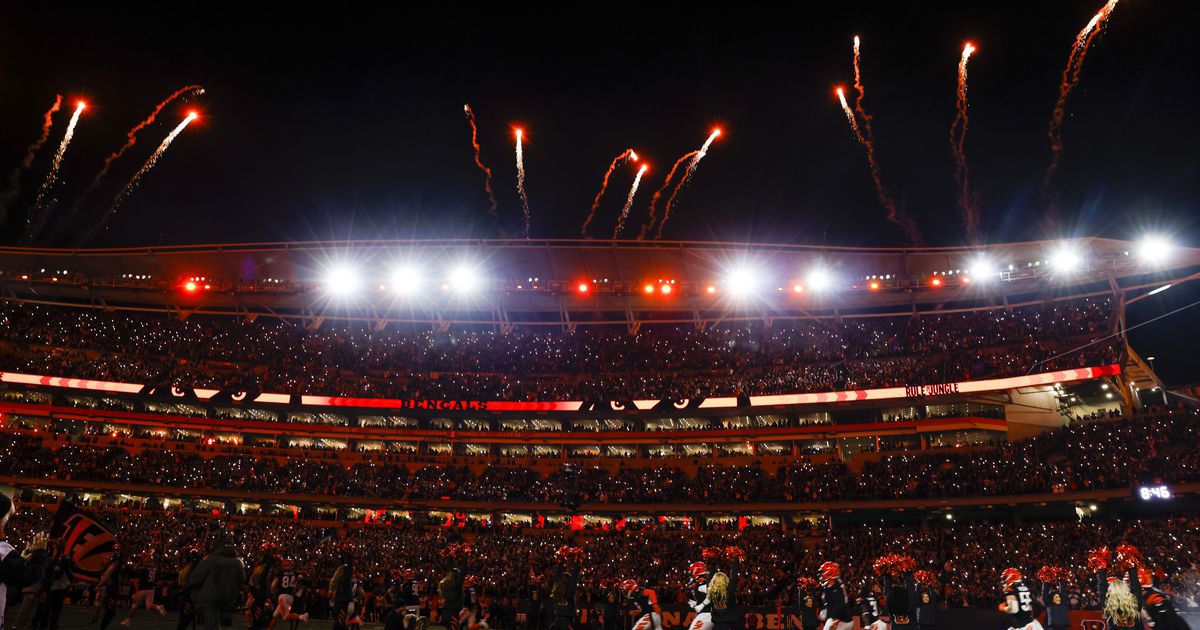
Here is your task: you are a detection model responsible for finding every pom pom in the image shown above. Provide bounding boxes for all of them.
[1036,566,1070,583]
[873,554,917,577]
[724,547,746,562]
[913,570,938,586]
[796,577,819,592]
[1086,547,1111,573]
[1114,544,1143,571]
[702,547,722,560]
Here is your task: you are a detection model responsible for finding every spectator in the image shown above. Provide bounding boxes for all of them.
[186,534,246,630]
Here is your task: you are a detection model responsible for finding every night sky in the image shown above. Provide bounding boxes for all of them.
[1,1,1198,382]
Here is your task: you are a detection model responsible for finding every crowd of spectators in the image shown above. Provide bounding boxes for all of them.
[4,506,1199,615]
[3,411,1196,504]
[0,298,1119,400]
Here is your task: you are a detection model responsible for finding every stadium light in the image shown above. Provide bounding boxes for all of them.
[322,265,361,295]
[966,255,998,282]
[1048,243,1083,273]
[725,267,761,296]
[391,266,423,294]
[448,265,482,293]
[807,269,832,291]
[1136,235,1173,265]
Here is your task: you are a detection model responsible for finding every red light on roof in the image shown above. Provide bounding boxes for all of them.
[930,277,943,287]
[869,280,880,290]
[643,283,655,294]
[577,282,590,294]
[706,285,717,294]
[792,284,805,294]
[660,284,672,295]
[184,281,198,292]
[962,276,972,284]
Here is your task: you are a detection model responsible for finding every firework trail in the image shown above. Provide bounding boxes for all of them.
[581,148,637,237]
[951,42,979,242]
[655,129,721,239]
[514,128,531,239]
[25,101,86,240]
[844,36,922,245]
[67,86,204,224]
[612,164,648,239]
[1044,0,1120,191]
[463,104,499,221]
[0,95,62,224]
[836,88,865,143]
[83,112,198,243]
[638,150,698,240]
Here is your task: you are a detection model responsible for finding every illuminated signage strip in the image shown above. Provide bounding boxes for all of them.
[0,364,1120,413]
[747,364,1122,407]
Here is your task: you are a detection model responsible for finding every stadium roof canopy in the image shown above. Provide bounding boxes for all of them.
[0,237,1195,327]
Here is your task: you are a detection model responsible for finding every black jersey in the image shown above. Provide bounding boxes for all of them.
[629,589,659,617]
[1143,587,1187,630]
[689,579,712,614]
[279,569,299,595]
[135,566,156,591]
[857,592,884,626]
[821,579,852,623]
[1004,584,1035,627]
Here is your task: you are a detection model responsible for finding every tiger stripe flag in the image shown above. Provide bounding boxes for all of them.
[51,502,117,582]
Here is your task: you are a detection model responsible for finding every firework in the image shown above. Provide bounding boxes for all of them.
[612,164,648,239]
[656,129,721,239]
[582,148,637,237]
[1045,0,1121,191]
[843,36,922,245]
[515,128,530,239]
[67,86,204,225]
[26,101,86,240]
[638,150,698,240]
[84,112,198,242]
[836,88,865,143]
[0,95,62,223]
[463,104,499,221]
[951,42,979,242]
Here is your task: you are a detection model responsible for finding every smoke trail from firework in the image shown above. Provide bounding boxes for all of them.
[69,85,204,223]
[612,164,648,239]
[84,113,198,243]
[656,129,721,239]
[638,150,698,240]
[0,95,62,224]
[463,104,499,221]
[852,36,870,127]
[844,37,922,245]
[515,129,531,239]
[951,42,979,242]
[1045,0,1120,190]
[581,148,637,237]
[26,101,86,240]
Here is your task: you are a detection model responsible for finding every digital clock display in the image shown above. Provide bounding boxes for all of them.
[1137,485,1172,500]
